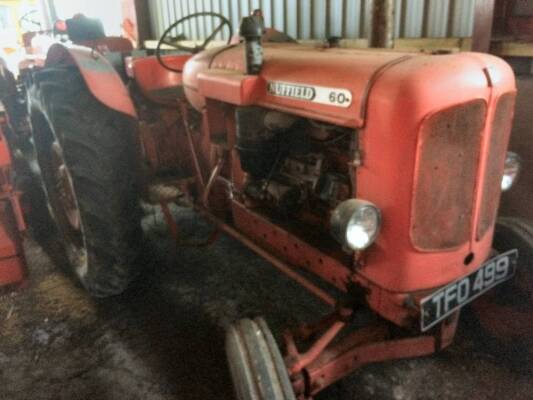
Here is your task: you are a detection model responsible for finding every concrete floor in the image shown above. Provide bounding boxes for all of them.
[1,206,532,400]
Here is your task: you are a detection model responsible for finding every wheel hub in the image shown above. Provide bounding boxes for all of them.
[51,142,81,231]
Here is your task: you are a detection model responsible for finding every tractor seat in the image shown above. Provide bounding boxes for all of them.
[132,55,191,107]
[145,85,184,107]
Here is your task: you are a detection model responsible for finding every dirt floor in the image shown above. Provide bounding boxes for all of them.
[1,206,532,400]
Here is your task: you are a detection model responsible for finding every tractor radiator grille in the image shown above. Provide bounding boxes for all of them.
[477,93,516,239]
[411,100,487,251]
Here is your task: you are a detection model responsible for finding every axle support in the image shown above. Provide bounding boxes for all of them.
[290,313,459,397]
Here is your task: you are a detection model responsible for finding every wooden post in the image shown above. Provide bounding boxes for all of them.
[121,0,152,48]
[369,0,395,48]
[472,0,496,52]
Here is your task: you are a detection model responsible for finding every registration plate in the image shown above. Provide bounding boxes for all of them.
[420,250,518,332]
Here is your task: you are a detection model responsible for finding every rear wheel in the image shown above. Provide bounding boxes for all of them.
[492,217,533,300]
[226,318,296,400]
[29,66,143,297]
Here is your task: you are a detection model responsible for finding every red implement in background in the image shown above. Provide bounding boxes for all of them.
[0,112,26,288]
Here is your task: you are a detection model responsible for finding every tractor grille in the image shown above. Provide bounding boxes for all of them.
[477,93,516,239]
[411,100,487,251]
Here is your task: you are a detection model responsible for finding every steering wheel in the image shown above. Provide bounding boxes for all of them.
[19,10,42,32]
[156,12,233,73]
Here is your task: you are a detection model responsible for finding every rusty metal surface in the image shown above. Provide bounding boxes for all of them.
[204,205,338,307]
[411,100,486,251]
[291,315,460,396]
[231,200,352,294]
[478,93,516,239]
[286,319,347,376]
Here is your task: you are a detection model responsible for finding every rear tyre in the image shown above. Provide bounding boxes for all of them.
[226,318,296,400]
[29,66,143,297]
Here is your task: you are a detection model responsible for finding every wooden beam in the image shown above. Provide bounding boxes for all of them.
[491,40,533,57]
[472,0,496,52]
[145,36,472,52]
[369,0,395,48]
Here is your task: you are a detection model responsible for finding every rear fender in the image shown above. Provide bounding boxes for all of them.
[45,43,136,118]
[77,37,134,53]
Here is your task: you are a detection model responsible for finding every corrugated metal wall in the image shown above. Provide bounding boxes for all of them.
[148,0,475,41]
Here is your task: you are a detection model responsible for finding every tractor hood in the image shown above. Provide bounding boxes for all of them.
[183,43,513,129]
[183,42,413,128]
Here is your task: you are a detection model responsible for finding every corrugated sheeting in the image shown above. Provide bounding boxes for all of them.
[148,0,475,41]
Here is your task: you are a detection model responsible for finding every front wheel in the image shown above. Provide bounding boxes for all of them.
[470,217,533,371]
[226,318,296,400]
[29,66,143,297]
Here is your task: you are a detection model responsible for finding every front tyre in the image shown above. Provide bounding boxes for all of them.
[471,217,533,371]
[29,66,143,297]
[226,318,296,400]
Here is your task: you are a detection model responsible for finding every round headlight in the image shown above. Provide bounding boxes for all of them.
[330,199,381,251]
[501,151,521,192]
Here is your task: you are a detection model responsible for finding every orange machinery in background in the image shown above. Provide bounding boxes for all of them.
[0,109,25,288]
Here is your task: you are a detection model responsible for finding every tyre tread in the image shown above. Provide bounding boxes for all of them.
[29,66,142,297]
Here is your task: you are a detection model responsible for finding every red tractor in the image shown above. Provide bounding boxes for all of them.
[0,106,26,288]
[3,10,527,399]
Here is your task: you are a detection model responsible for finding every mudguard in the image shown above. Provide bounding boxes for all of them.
[45,43,137,118]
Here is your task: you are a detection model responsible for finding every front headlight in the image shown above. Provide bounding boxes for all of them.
[501,151,521,191]
[330,199,381,251]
